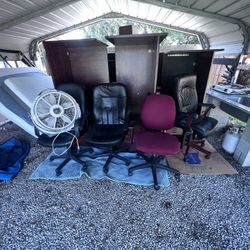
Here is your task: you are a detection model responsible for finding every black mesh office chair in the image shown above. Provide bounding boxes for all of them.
[84,83,131,173]
[35,83,91,176]
[172,75,218,160]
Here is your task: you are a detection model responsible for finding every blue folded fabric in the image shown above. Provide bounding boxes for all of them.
[0,137,30,180]
[185,152,201,165]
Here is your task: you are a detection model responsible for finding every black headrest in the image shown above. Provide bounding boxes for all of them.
[174,75,198,113]
[93,83,127,124]
[176,75,197,90]
[56,83,85,115]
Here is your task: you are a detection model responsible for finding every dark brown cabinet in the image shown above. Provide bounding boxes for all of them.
[43,37,219,117]
[158,50,221,106]
[43,39,109,88]
[106,33,167,115]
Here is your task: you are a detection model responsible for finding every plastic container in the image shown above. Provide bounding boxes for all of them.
[222,128,241,154]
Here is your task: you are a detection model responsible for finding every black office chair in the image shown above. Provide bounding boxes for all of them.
[172,75,218,160]
[84,83,131,173]
[35,83,91,176]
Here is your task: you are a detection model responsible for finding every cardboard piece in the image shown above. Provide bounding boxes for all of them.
[168,141,238,175]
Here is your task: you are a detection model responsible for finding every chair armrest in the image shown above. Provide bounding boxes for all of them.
[177,112,196,127]
[182,127,193,146]
[74,118,82,137]
[178,112,193,120]
[198,103,215,116]
[198,103,215,108]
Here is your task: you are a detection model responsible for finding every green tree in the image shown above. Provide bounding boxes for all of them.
[82,19,200,46]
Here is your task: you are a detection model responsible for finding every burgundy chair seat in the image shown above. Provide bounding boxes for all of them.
[128,94,181,190]
[136,131,180,155]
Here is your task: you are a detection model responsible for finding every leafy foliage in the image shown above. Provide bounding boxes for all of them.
[81,19,200,46]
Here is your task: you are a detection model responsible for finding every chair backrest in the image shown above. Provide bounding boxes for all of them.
[57,83,86,129]
[141,94,176,131]
[93,83,127,125]
[174,75,198,113]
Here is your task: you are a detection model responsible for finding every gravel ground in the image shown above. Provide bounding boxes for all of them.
[0,122,249,250]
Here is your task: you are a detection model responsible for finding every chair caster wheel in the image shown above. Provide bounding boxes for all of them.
[128,171,133,176]
[205,154,210,159]
[103,168,108,174]
[175,173,181,182]
[154,185,160,190]
[125,161,131,166]
[56,169,62,176]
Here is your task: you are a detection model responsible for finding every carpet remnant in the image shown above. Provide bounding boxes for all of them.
[30,148,170,188]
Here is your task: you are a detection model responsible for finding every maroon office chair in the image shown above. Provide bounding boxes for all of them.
[128,94,181,190]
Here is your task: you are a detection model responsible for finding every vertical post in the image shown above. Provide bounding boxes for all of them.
[153,36,160,93]
[233,116,250,167]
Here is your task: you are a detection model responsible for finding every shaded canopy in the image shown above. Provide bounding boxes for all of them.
[0,0,249,59]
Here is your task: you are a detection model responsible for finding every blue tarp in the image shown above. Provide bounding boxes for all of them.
[0,137,30,180]
[31,147,170,188]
